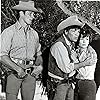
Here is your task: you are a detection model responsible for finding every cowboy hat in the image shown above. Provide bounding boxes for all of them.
[57,15,83,32]
[12,0,41,13]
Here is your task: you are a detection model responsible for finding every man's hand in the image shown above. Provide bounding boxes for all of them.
[31,65,43,78]
[17,68,27,79]
[64,70,76,80]
[68,70,76,78]
[71,50,78,63]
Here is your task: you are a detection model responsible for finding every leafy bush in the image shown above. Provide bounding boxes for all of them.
[1,0,100,50]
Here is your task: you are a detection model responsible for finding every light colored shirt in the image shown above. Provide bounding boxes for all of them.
[72,46,97,80]
[0,21,41,61]
[50,35,74,74]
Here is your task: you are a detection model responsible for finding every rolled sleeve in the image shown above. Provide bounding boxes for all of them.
[86,46,97,65]
[36,43,42,56]
[0,29,13,57]
[51,42,74,73]
[75,46,97,69]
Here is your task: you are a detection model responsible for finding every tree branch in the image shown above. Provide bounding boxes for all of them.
[56,0,100,35]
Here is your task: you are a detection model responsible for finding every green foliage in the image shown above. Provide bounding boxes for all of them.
[1,0,100,51]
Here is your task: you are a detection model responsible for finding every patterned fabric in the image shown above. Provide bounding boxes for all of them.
[0,21,41,61]
[71,46,97,80]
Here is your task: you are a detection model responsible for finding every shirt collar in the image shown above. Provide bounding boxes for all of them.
[63,34,72,46]
[15,21,22,30]
[15,21,31,31]
[76,47,87,54]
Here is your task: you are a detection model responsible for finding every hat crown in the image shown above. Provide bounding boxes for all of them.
[20,0,29,2]
[19,0,35,6]
[12,0,41,12]
[57,15,83,32]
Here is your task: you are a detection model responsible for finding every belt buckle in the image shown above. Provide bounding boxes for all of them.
[25,68,31,74]
[23,60,30,65]
[23,60,34,65]
[11,58,32,65]
[25,67,34,74]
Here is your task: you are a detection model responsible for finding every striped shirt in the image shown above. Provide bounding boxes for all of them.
[50,34,74,74]
[72,46,97,80]
[0,21,41,61]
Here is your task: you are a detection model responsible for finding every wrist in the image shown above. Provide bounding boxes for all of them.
[38,65,43,71]
[74,63,78,70]
[17,67,23,73]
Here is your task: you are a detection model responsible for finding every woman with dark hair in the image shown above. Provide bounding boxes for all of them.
[71,29,97,100]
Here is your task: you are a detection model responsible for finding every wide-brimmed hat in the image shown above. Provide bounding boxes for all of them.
[12,0,41,13]
[57,15,83,32]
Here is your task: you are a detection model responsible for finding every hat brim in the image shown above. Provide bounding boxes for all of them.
[12,5,40,13]
[57,16,83,32]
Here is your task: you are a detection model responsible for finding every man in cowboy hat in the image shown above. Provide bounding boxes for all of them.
[47,15,84,100]
[0,0,43,100]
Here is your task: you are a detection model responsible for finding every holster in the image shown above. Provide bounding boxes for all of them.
[1,76,7,92]
[47,76,57,100]
[47,75,77,100]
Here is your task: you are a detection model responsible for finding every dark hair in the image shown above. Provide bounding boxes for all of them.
[80,28,93,43]
[75,28,93,49]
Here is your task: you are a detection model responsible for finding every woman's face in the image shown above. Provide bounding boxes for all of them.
[79,35,90,48]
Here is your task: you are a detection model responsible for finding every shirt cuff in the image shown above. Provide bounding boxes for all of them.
[68,63,75,72]
[0,52,9,57]
[37,51,42,56]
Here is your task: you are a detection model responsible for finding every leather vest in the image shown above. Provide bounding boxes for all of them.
[48,36,72,78]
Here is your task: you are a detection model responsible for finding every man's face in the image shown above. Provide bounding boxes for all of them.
[23,11,37,25]
[66,28,80,42]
